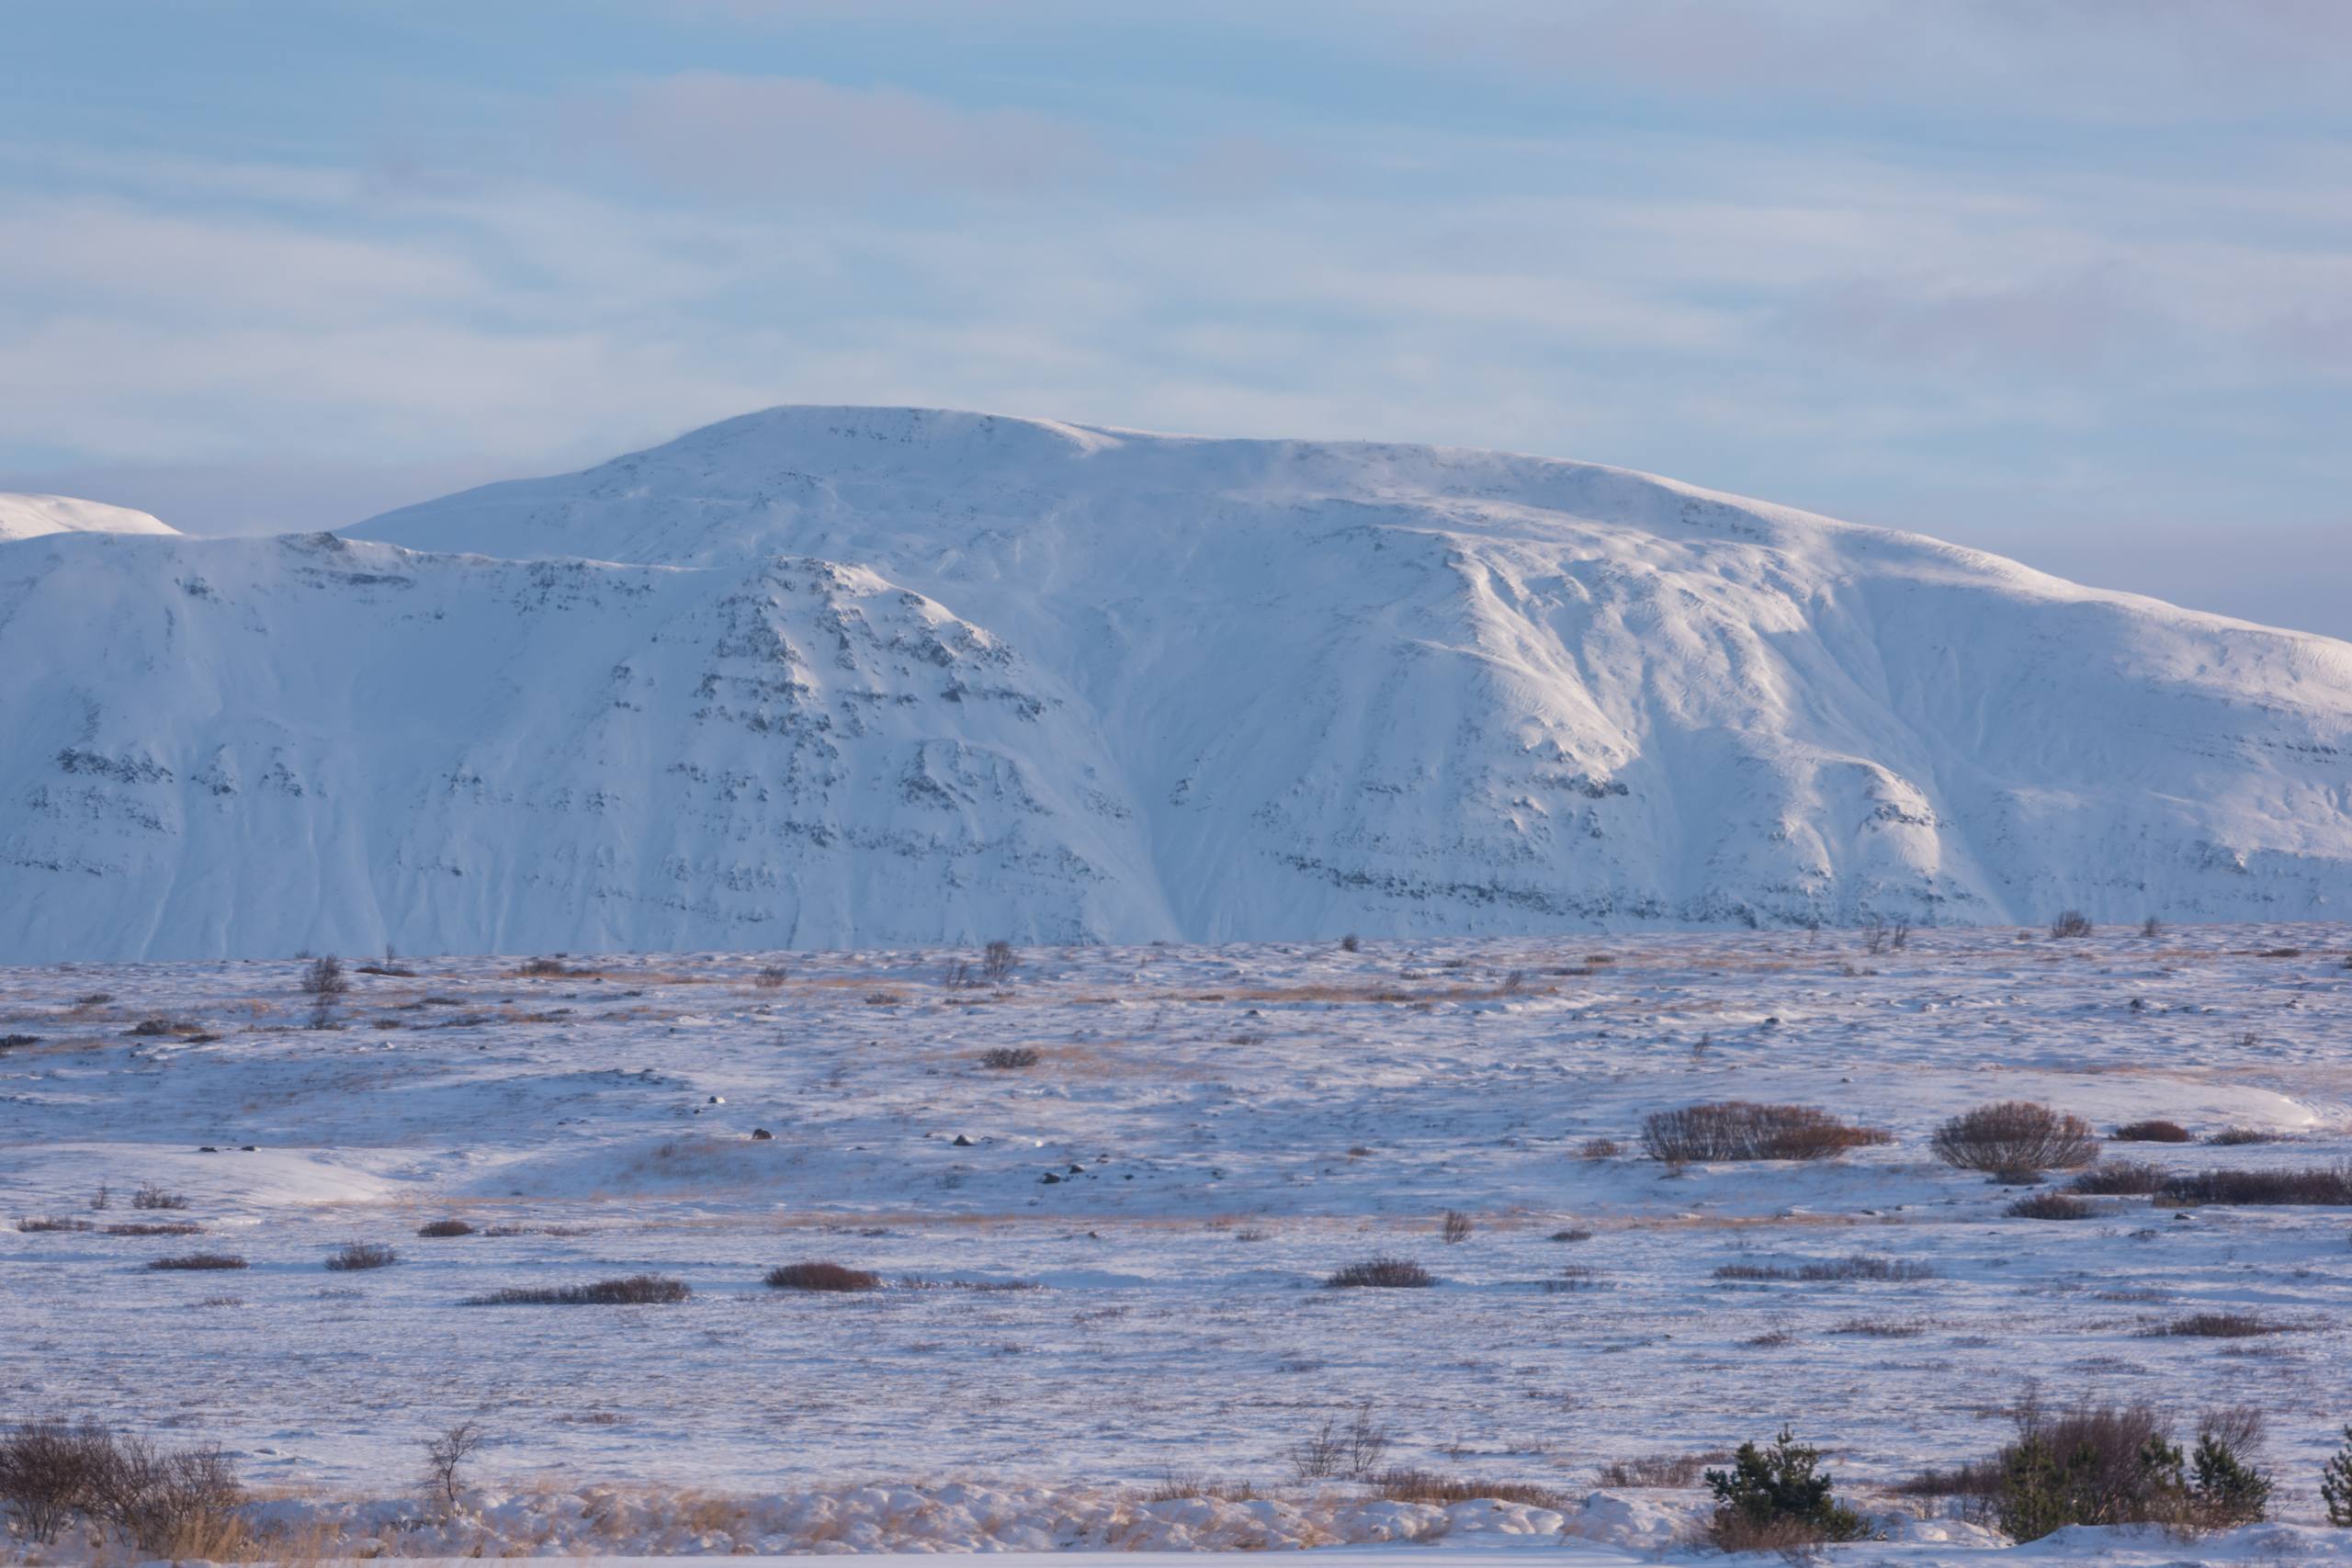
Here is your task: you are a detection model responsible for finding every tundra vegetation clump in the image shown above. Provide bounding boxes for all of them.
[1642,1101,1891,1163]
[0,1420,244,1554]
[1703,1427,1871,1551]
[763,1261,882,1292]
[1931,1101,2099,1175]
[463,1275,688,1306]
[1983,1395,2271,1540]
[1324,1257,1434,1289]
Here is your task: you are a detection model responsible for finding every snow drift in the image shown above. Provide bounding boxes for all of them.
[3,406,2348,961]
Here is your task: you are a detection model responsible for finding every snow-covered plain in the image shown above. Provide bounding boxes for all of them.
[4,921,2348,1561]
[8,405,2352,963]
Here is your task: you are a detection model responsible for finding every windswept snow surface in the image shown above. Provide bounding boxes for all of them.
[0,491,175,543]
[2,923,2349,1562]
[6,406,2352,961]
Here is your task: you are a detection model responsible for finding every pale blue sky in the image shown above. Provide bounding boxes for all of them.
[6,2,2351,635]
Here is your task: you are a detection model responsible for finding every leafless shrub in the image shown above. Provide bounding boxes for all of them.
[1441,1209,1473,1245]
[942,960,979,991]
[130,1182,189,1212]
[2207,1126,2278,1146]
[2142,916,2164,939]
[422,1420,487,1514]
[1550,1227,1593,1242]
[326,1241,397,1271]
[981,940,1017,985]
[763,1261,882,1292]
[1287,1404,1390,1481]
[979,1045,1042,1070]
[0,1033,37,1050]
[89,1185,108,1211]
[1597,1452,1714,1488]
[2114,1120,2192,1143]
[2050,909,2094,939]
[88,1433,243,1555]
[0,1417,115,1541]
[753,964,789,989]
[1367,1468,1568,1509]
[103,1223,202,1236]
[1340,933,1361,953]
[2198,1404,2265,1457]
[2007,1190,2096,1220]
[1931,1101,2099,1173]
[1579,1137,1620,1159]
[1642,1101,1892,1163]
[2155,1312,2293,1338]
[416,1218,476,1237]
[126,1018,200,1037]
[146,1253,245,1271]
[863,991,904,1006]
[1832,1316,1929,1337]
[2160,1165,2352,1205]
[464,1275,688,1305]
[17,1217,93,1233]
[1325,1256,1435,1289]
[299,954,348,997]
[2071,1160,2166,1196]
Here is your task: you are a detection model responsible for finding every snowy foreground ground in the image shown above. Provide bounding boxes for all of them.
[3,924,2349,1562]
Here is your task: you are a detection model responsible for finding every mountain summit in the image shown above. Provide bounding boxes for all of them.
[3,407,2346,961]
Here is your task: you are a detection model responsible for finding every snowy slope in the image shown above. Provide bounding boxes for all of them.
[5,407,2352,960]
[0,491,176,542]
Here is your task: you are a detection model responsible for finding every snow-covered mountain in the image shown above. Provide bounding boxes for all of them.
[5,406,2349,961]
[0,491,176,543]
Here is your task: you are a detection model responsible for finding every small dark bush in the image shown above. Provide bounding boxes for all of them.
[17,1217,93,1233]
[2049,909,2094,939]
[1340,933,1361,953]
[0,1034,37,1050]
[416,1218,476,1237]
[1441,1209,1473,1245]
[1714,1255,1936,1281]
[1325,1256,1435,1289]
[130,1183,189,1212]
[2207,1126,2278,1146]
[2113,1120,2191,1143]
[1641,1101,1892,1163]
[103,1223,202,1236]
[2157,1312,2292,1338]
[764,1261,882,1292]
[979,1046,1042,1070]
[147,1253,246,1270]
[2160,1166,2352,1206]
[2007,1191,2096,1220]
[1579,1137,1620,1159]
[1704,1427,1869,1548]
[299,954,349,997]
[753,964,788,988]
[2071,1160,2166,1196]
[1931,1101,2098,1173]
[464,1274,688,1305]
[325,1241,397,1271]
[980,940,1017,985]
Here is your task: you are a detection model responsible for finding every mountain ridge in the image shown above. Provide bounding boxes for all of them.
[1,405,2346,961]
